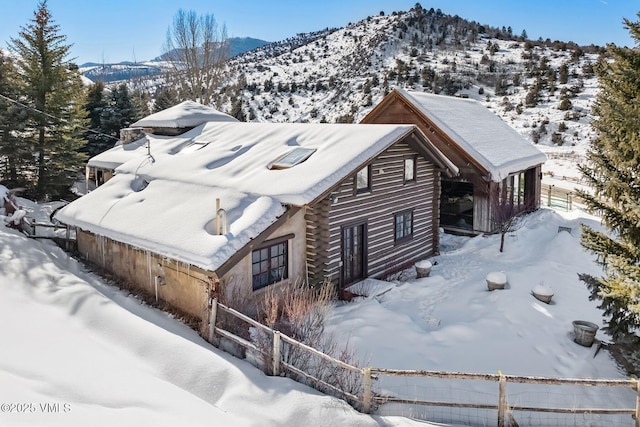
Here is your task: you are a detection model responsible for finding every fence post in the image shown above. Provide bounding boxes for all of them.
[547,185,552,207]
[567,192,573,211]
[498,371,506,427]
[272,331,281,376]
[362,367,372,414]
[208,298,218,343]
[635,380,640,427]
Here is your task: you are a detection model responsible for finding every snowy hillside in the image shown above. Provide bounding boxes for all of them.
[224,8,596,125]
[211,5,601,186]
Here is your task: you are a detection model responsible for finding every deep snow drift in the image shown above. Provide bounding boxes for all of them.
[0,222,425,427]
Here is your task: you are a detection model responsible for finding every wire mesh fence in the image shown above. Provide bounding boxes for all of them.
[207,299,639,427]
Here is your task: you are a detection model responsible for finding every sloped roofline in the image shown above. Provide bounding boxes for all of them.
[218,125,458,276]
[362,88,490,176]
[362,88,546,181]
[308,125,458,206]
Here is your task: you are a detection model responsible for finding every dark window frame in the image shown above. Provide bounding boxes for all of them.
[354,164,372,194]
[394,209,414,244]
[251,236,291,291]
[403,156,417,183]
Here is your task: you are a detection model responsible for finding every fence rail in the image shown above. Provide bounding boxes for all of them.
[541,184,583,211]
[207,299,640,426]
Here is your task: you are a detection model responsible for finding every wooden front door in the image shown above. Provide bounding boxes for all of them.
[342,223,367,287]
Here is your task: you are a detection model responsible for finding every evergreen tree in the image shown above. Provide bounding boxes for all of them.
[229,98,246,121]
[131,89,151,118]
[0,51,31,187]
[559,63,569,85]
[153,87,180,112]
[8,1,87,199]
[577,14,640,342]
[82,81,116,157]
[100,84,140,140]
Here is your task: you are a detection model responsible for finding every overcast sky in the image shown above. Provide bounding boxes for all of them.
[0,0,637,64]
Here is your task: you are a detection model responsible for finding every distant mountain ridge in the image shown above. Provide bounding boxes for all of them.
[80,37,269,83]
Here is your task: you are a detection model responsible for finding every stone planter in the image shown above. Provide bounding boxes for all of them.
[415,260,432,278]
[486,271,507,291]
[532,284,554,304]
[572,320,599,347]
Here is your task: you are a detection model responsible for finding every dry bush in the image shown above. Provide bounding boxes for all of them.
[256,279,365,399]
[216,277,252,340]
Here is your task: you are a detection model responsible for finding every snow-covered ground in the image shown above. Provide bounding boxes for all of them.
[1,200,633,426]
[327,208,634,425]
[0,216,427,427]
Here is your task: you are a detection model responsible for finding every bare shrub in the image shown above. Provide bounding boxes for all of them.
[256,279,366,399]
[217,277,251,340]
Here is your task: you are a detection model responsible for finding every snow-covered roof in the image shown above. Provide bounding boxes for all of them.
[58,122,450,271]
[395,88,546,181]
[87,134,192,169]
[131,100,238,129]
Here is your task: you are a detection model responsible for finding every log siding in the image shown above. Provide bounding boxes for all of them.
[306,140,439,288]
[362,90,544,235]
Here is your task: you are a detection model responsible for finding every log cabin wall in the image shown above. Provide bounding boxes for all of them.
[76,230,214,320]
[362,93,544,235]
[306,139,440,289]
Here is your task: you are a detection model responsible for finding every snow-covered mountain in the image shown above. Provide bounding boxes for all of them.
[219,5,600,146]
[208,4,601,185]
[104,4,604,184]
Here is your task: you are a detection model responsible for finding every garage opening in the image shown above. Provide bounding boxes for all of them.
[440,180,474,230]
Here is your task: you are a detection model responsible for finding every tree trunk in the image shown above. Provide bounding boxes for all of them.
[500,232,505,253]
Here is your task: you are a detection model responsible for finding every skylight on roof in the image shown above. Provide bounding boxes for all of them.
[268,147,316,169]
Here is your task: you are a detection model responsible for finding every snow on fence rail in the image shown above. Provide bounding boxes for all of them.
[207,299,639,427]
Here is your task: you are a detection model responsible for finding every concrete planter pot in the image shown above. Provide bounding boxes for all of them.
[486,271,507,291]
[532,284,554,304]
[572,320,599,347]
[415,260,432,278]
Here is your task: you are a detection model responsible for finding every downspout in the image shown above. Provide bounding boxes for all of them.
[154,275,164,303]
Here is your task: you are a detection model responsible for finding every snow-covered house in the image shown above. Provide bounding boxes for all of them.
[361,88,547,234]
[86,100,238,188]
[56,121,457,320]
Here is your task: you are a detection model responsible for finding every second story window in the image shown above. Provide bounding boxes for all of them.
[355,165,371,193]
[404,157,416,183]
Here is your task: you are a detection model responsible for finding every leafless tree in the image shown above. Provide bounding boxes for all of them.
[163,9,229,106]
[492,189,528,253]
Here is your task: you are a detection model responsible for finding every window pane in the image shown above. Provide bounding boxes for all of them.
[395,211,413,241]
[356,167,369,190]
[252,241,288,290]
[404,158,415,181]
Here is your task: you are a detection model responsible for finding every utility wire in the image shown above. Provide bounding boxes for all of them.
[0,92,120,141]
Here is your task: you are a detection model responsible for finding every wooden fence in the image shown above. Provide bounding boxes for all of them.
[207,299,639,427]
[541,184,583,211]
